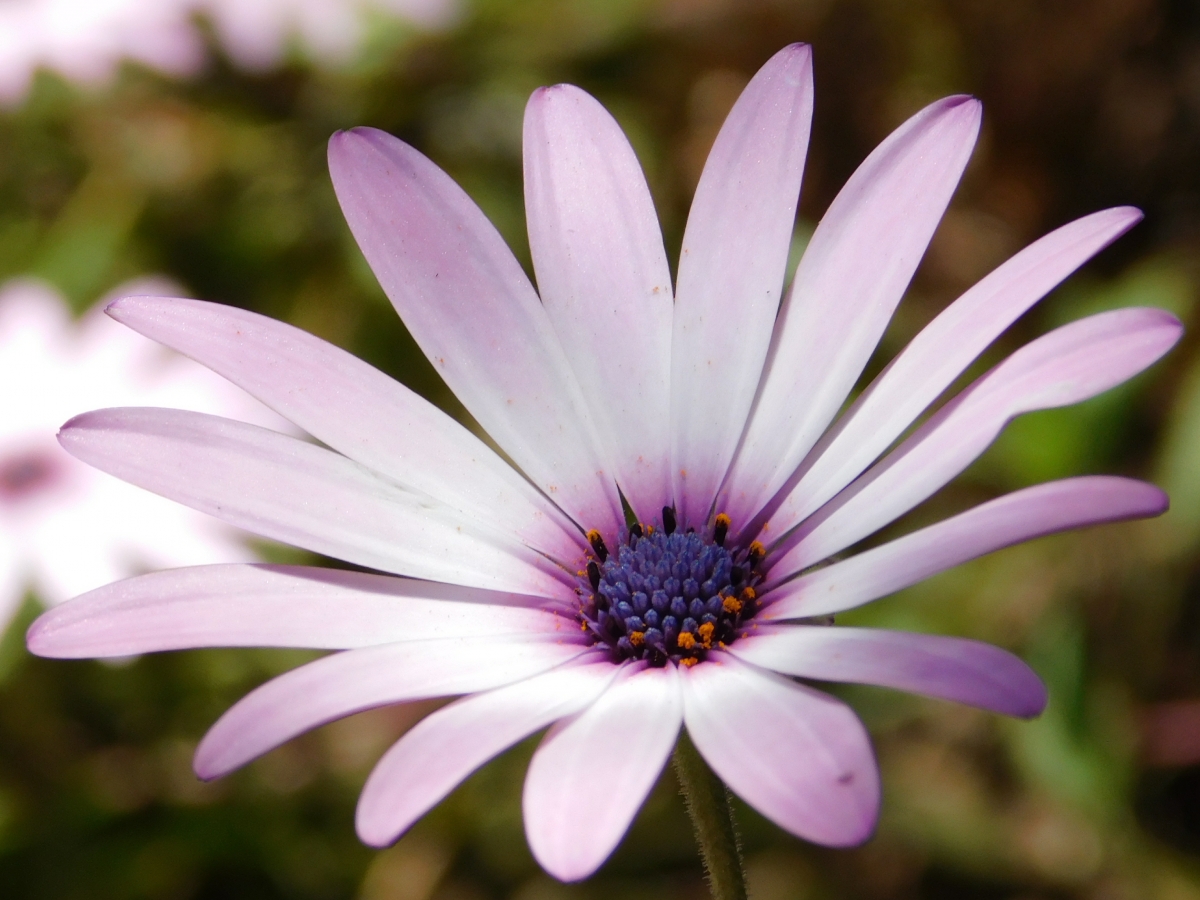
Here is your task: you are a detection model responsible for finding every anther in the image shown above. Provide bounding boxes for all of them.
[677,632,696,650]
[630,522,644,540]
[662,506,677,534]
[587,561,601,590]
[722,595,743,614]
[713,513,730,547]
[698,621,715,648]
[587,529,609,562]
[748,541,765,568]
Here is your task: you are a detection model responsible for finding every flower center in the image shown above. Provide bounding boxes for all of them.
[577,509,764,668]
[0,448,63,503]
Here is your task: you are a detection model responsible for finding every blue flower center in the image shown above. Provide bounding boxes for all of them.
[578,511,763,667]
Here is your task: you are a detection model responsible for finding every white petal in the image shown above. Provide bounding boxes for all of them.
[107,296,583,562]
[762,476,1167,617]
[670,44,814,528]
[27,563,569,658]
[769,307,1182,574]
[750,207,1143,538]
[59,408,571,597]
[328,128,625,539]
[523,85,673,522]
[721,96,981,528]
[524,664,681,881]
[682,653,879,846]
[194,635,588,779]
[356,657,616,847]
[730,626,1047,718]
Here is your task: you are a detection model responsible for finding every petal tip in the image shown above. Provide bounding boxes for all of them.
[24,613,55,657]
[355,810,399,849]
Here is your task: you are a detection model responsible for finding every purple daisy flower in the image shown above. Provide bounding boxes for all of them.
[27,44,1179,882]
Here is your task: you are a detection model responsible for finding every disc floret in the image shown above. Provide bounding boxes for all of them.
[578,509,763,667]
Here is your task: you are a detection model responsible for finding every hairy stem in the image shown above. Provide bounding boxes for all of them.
[672,731,748,900]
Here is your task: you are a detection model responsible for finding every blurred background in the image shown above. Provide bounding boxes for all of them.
[0,0,1199,897]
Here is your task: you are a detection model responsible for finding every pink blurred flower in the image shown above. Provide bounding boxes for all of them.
[0,0,459,103]
[0,278,280,629]
[28,46,1178,880]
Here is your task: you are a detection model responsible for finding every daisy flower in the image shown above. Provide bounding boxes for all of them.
[0,277,281,633]
[27,44,1179,882]
[0,0,458,104]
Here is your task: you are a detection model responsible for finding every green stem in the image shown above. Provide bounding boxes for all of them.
[672,731,748,900]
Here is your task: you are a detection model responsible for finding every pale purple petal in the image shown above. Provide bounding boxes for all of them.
[670,44,814,528]
[523,86,673,522]
[106,296,583,562]
[194,635,588,779]
[750,207,1143,538]
[328,128,625,539]
[721,96,981,529]
[26,564,570,658]
[731,626,1047,718]
[762,476,1166,617]
[357,657,616,848]
[769,307,1182,575]
[59,408,572,597]
[524,664,681,881]
[681,653,878,846]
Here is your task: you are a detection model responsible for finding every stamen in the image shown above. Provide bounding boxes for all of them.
[630,522,644,539]
[722,595,742,614]
[713,513,730,547]
[662,506,677,534]
[748,541,765,568]
[587,561,601,590]
[587,529,609,562]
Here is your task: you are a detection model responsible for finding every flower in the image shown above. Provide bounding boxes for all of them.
[0,0,459,103]
[0,277,283,632]
[27,44,1179,881]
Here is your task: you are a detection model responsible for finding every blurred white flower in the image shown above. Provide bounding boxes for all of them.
[0,0,460,103]
[0,277,281,629]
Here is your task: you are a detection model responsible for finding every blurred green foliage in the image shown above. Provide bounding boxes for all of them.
[3,0,1200,898]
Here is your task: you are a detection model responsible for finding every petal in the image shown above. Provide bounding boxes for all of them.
[682,653,879,846]
[106,296,583,562]
[770,307,1182,574]
[59,408,570,597]
[194,635,588,779]
[523,86,673,522]
[357,657,617,847]
[328,128,624,539]
[26,563,570,658]
[524,664,681,881]
[750,207,1143,538]
[731,626,1047,718]
[762,476,1167,618]
[670,44,814,527]
[721,96,982,529]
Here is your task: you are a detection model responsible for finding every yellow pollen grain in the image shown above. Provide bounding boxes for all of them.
[739,586,757,603]
[677,632,696,650]
[629,630,645,647]
[749,541,765,558]
[681,657,699,667]
[714,512,731,528]
[722,595,743,614]
[698,621,715,648]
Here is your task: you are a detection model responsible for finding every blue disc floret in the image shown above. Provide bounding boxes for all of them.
[578,509,764,667]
